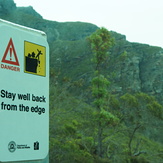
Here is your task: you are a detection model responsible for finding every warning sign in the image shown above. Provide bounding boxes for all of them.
[1,38,20,66]
[0,19,49,162]
[24,41,46,76]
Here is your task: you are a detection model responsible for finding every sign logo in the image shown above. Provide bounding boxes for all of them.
[34,141,39,150]
[1,38,20,66]
[8,141,16,153]
[24,41,46,76]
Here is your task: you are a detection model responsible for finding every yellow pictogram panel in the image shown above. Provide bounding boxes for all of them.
[24,41,46,76]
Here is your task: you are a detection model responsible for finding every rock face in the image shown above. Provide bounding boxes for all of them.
[109,37,163,102]
[16,6,43,19]
[1,0,163,103]
[0,0,16,14]
[138,50,163,101]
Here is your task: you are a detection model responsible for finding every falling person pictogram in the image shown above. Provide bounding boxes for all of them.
[25,49,43,73]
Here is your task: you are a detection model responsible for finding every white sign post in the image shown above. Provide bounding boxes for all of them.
[0,19,49,162]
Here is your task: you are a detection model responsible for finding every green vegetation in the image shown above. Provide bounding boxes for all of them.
[0,1,163,162]
[88,27,116,157]
[49,28,163,162]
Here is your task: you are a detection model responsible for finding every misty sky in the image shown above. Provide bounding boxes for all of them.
[14,0,163,48]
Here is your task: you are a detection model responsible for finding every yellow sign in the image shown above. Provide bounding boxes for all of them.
[24,41,46,76]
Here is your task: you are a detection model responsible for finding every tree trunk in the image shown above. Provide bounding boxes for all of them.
[97,120,103,157]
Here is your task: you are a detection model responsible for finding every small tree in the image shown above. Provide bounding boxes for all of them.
[119,92,163,157]
[88,27,118,158]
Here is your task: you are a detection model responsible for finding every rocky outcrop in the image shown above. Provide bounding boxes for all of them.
[16,6,42,19]
[139,50,163,100]
[0,1,98,43]
[0,0,16,15]
[109,40,163,102]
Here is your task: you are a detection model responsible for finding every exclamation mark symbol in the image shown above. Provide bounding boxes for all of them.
[10,46,12,61]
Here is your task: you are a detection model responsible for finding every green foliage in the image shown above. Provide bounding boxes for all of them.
[147,101,163,119]
[1,2,163,162]
[92,75,109,100]
[120,93,138,108]
[118,50,128,61]
[92,75,110,86]
[88,27,114,67]
[88,27,114,53]
[88,27,118,158]
[108,92,163,161]
[50,137,94,163]
[49,24,163,163]
[99,109,119,126]
[49,25,163,163]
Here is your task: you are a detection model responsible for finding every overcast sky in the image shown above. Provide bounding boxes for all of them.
[14,0,163,48]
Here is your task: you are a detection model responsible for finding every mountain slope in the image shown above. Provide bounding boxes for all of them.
[1,0,162,120]
[0,1,163,162]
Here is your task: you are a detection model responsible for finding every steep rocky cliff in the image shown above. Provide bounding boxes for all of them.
[109,39,163,102]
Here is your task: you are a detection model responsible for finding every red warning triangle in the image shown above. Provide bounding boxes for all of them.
[1,38,20,66]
